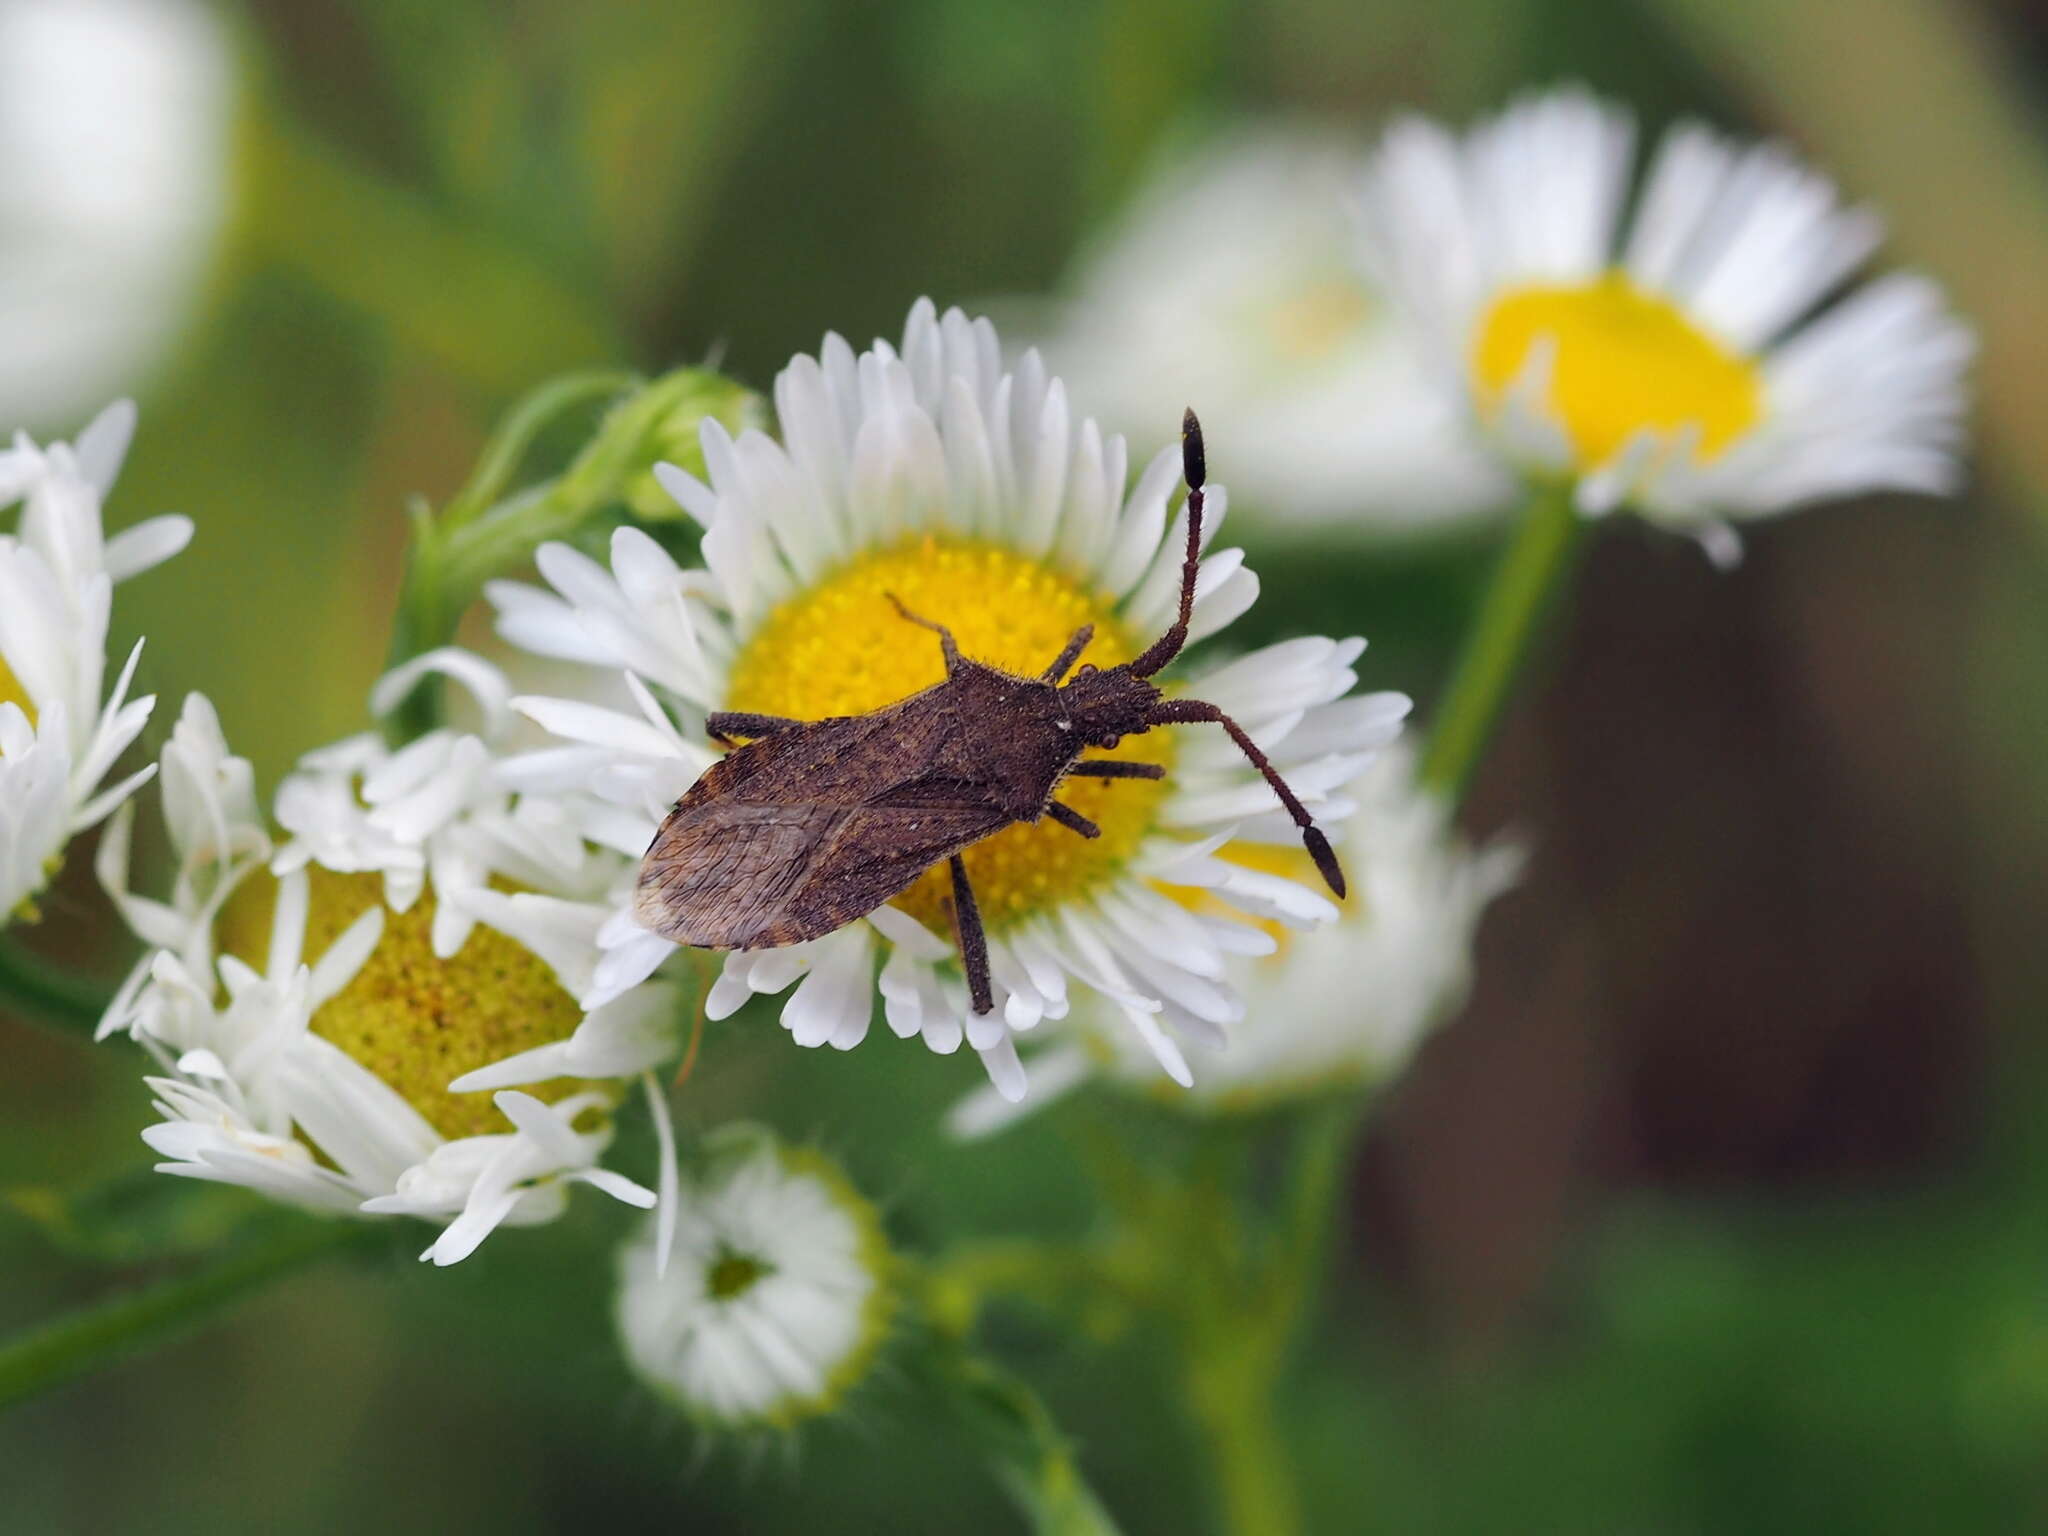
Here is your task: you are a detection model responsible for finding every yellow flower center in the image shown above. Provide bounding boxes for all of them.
[1162,841,1321,956]
[0,654,31,724]
[1260,275,1374,365]
[1472,270,1763,469]
[221,868,610,1142]
[725,537,1173,933]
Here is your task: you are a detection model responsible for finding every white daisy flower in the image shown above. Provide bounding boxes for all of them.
[97,666,684,1265]
[1355,86,1974,557]
[615,1129,890,1430]
[1038,127,1507,534]
[0,0,239,427]
[490,299,1411,1104]
[952,745,1522,1133]
[0,400,190,922]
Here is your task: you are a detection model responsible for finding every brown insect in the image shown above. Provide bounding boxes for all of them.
[634,409,1345,1015]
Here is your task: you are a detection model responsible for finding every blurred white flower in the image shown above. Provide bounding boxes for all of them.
[97,663,683,1266]
[1036,128,1507,535]
[491,299,1410,1105]
[615,1131,890,1430]
[1356,87,1974,560]
[0,401,189,922]
[0,0,239,427]
[952,745,1521,1133]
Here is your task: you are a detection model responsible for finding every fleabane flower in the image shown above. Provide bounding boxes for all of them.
[953,745,1522,1132]
[1037,127,1506,534]
[1356,87,1974,559]
[615,1129,891,1431]
[0,400,190,922]
[97,657,684,1265]
[491,300,1410,1103]
[0,0,239,425]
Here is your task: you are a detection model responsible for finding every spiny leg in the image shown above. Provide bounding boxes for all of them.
[706,710,802,746]
[1041,623,1095,683]
[1045,801,1101,839]
[1147,697,1346,898]
[1065,759,1165,780]
[948,854,994,1015]
[885,591,961,673]
[1131,408,1207,680]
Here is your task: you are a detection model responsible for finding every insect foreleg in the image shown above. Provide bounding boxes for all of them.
[947,854,995,1015]
[1044,802,1101,839]
[1065,759,1165,780]
[1147,697,1346,899]
[705,710,803,745]
[1041,623,1095,683]
[884,592,961,672]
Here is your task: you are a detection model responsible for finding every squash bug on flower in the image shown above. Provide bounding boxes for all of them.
[635,410,1345,1016]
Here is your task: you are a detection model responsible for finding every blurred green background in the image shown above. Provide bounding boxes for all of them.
[8,0,2048,1530]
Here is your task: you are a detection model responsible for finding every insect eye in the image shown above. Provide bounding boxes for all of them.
[1076,663,1097,677]
[1099,734,1121,750]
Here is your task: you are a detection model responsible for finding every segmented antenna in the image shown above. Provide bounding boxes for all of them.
[1131,408,1206,680]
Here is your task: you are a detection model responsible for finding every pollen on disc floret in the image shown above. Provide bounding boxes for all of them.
[219,867,615,1142]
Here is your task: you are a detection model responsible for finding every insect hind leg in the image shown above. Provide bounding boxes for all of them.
[885,592,961,672]
[948,854,995,1014]
[706,710,802,746]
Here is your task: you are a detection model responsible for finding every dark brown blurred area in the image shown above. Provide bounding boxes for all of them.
[1361,494,1995,1348]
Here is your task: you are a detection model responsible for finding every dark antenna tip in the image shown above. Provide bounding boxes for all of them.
[1303,825,1346,900]
[1181,408,1205,490]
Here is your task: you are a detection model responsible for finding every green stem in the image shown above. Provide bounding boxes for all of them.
[0,942,110,1041]
[441,371,637,531]
[1185,1344,1299,1536]
[1417,480,1584,805]
[1269,1100,1360,1335]
[0,1219,365,1414]
[914,1336,1127,1536]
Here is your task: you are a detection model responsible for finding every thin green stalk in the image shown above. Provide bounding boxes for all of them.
[1417,480,1584,805]
[0,941,110,1041]
[1184,1341,1300,1536]
[440,371,638,531]
[0,1219,366,1414]
[1267,1099,1362,1340]
[913,1335,1127,1536]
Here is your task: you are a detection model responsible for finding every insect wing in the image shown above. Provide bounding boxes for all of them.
[635,707,1011,949]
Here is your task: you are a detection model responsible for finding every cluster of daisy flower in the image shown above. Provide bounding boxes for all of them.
[1039,91,1971,559]
[0,81,1973,1439]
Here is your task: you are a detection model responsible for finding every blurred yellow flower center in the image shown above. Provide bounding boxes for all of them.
[725,537,1174,933]
[1161,841,1321,955]
[707,1247,771,1299]
[1263,276,1373,365]
[222,869,608,1142]
[1472,271,1763,468]
[0,654,31,724]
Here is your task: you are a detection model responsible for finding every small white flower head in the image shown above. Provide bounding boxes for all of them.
[615,1129,891,1431]
[98,663,683,1265]
[0,400,190,922]
[1038,127,1507,534]
[490,299,1412,1106]
[0,0,240,426]
[1355,86,1975,556]
[954,745,1521,1132]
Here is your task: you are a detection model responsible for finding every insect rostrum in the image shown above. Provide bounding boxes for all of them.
[635,409,1347,1016]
